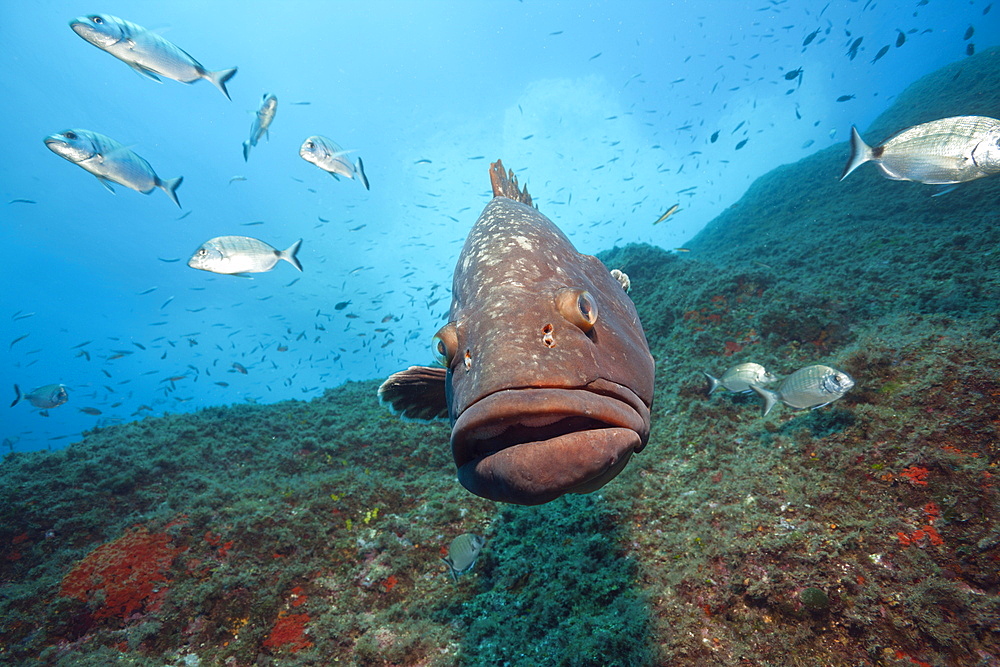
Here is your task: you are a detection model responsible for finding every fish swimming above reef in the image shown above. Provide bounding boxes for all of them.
[750,364,854,417]
[703,363,778,395]
[378,160,654,505]
[11,384,69,410]
[69,14,237,99]
[441,533,485,581]
[299,136,370,190]
[44,129,183,207]
[243,93,277,161]
[187,236,302,274]
[840,116,1000,186]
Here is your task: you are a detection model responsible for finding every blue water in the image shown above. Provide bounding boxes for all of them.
[3,0,997,452]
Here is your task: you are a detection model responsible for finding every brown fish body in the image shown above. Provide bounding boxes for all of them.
[379,161,654,505]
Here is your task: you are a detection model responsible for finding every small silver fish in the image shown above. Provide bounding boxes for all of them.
[243,93,278,161]
[187,236,302,274]
[44,129,183,207]
[11,384,69,410]
[299,136,370,190]
[750,364,854,416]
[69,14,237,99]
[188,236,302,275]
[441,533,485,581]
[703,363,778,395]
[841,116,1000,185]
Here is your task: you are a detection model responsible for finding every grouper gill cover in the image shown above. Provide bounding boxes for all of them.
[379,161,655,505]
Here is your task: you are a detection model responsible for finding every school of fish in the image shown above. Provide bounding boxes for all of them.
[10,4,993,516]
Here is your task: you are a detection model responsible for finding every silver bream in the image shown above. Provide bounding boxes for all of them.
[841,116,1000,185]
[69,14,237,100]
[703,362,778,395]
[243,93,278,161]
[751,364,854,417]
[187,236,303,275]
[299,136,370,190]
[44,129,183,207]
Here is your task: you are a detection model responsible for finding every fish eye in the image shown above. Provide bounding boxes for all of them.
[432,323,458,366]
[64,131,77,140]
[555,288,598,332]
[305,141,314,149]
[198,248,207,256]
[90,15,103,24]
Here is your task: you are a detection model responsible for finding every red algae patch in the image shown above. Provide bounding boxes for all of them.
[59,524,184,620]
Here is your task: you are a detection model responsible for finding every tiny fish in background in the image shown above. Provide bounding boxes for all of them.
[44,129,183,207]
[299,136,370,190]
[69,14,237,99]
[243,93,278,161]
[188,236,302,275]
[703,363,778,395]
[653,204,679,225]
[840,116,1000,185]
[11,384,69,410]
[750,364,854,416]
[441,533,485,581]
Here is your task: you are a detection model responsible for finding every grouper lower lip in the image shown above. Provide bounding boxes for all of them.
[451,382,650,505]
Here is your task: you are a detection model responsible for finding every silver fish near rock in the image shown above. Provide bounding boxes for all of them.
[299,136,370,190]
[44,129,183,207]
[704,363,778,395]
[188,236,302,274]
[751,364,854,417]
[11,384,69,410]
[840,116,1000,185]
[379,161,654,505]
[243,93,277,161]
[441,533,486,581]
[69,14,237,100]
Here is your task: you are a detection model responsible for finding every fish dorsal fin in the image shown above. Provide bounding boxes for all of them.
[378,365,449,422]
[489,159,534,207]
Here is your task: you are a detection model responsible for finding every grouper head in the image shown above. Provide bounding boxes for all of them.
[379,161,654,505]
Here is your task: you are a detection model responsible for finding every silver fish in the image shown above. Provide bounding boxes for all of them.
[299,136,370,190]
[11,384,69,410]
[243,93,278,161]
[44,129,183,207]
[441,533,485,581]
[841,116,1000,185]
[187,236,302,274]
[704,363,778,395]
[69,14,237,99]
[751,364,854,416]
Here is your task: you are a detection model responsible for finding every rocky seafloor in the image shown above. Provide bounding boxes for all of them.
[2,49,999,667]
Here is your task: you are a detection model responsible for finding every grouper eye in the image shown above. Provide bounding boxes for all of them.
[432,323,459,366]
[555,288,598,332]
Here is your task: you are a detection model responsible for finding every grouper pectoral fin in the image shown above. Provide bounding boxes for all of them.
[378,366,449,422]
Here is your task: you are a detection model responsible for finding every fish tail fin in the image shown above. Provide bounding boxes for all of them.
[159,175,184,208]
[489,159,534,207]
[750,384,780,417]
[242,140,251,162]
[204,67,238,100]
[356,157,370,190]
[281,239,304,272]
[840,126,873,181]
[10,384,21,407]
[702,372,722,395]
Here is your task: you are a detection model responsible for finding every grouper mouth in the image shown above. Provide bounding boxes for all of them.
[451,379,650,505]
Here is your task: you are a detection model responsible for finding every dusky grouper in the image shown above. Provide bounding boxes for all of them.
[379,160,654,505]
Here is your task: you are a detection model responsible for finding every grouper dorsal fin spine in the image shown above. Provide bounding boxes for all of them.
[489,159,534,208]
